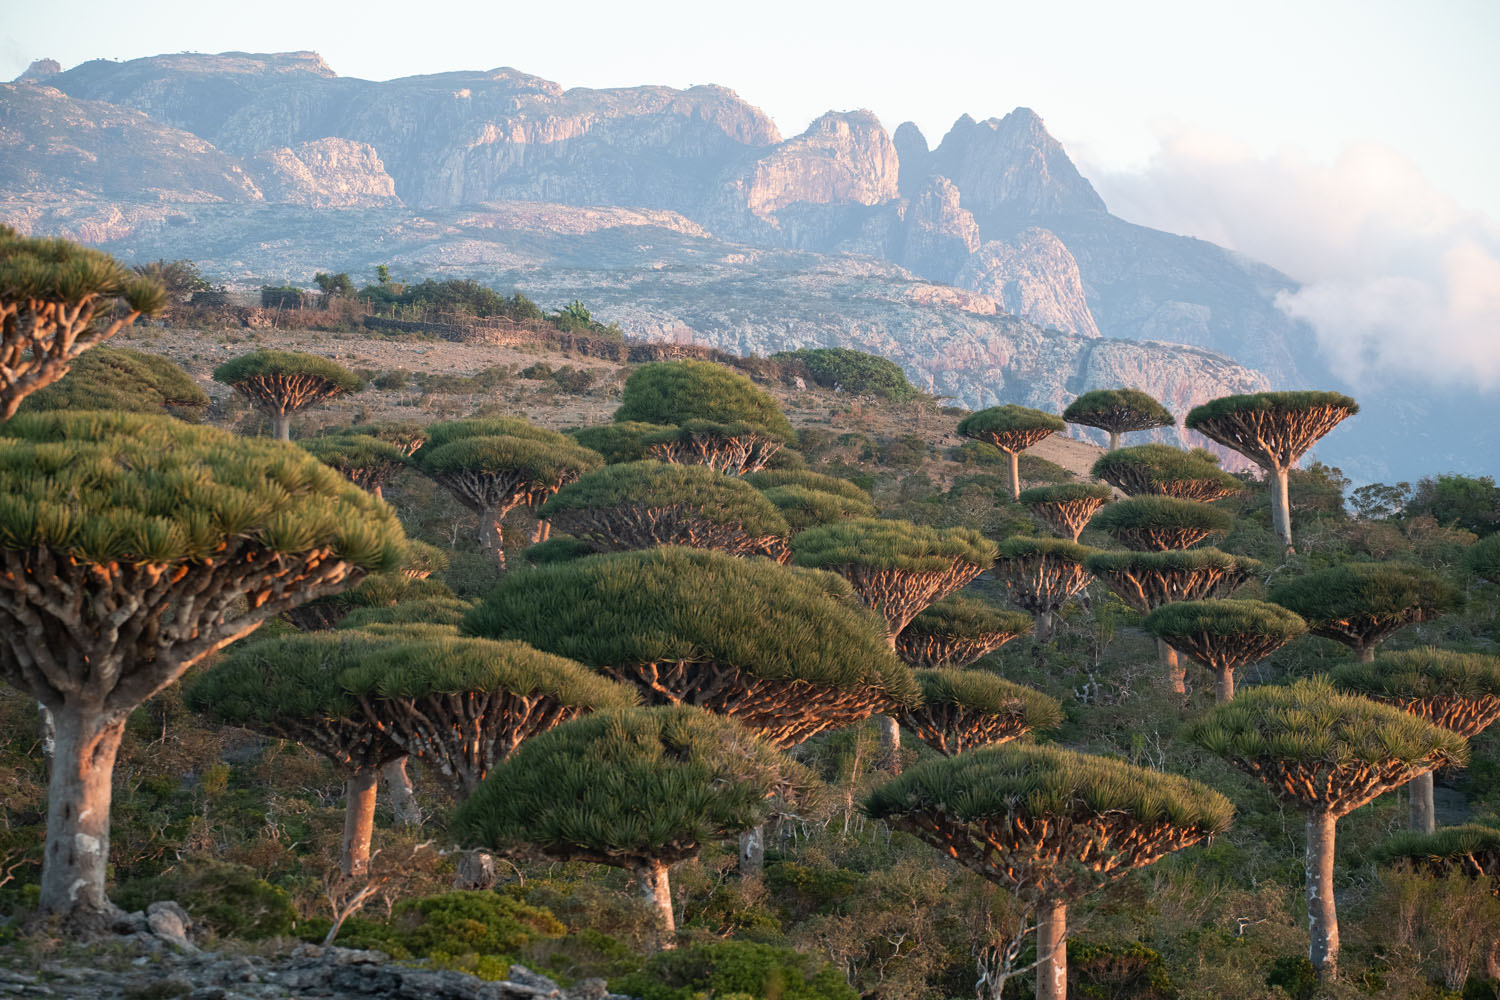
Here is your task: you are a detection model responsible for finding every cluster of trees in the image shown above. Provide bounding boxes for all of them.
[5,229,1500,997]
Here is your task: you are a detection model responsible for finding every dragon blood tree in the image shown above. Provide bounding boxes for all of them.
[462,546,917,749]
[1269,561,1461,663]
[538,461,791,560]
[866,744,1232,1000]
[185,631,406,875]
[1188,678,1466,979]
[743,468,872,501]
[990,537,1097,643]
[327,420,427,457]
[212,349,362,441]
[412,417,603,567]
[0,227,167,420]
[758,485,876,533]
[1332,648,1500,832]
[1085,549,1263,694]
[0,412,404,932]
[1018,483,1113,542]
[1062,388,1174,452]
[1087,495,1233,551]
[957,405,1067,501]
[569,421,675,464]
[1142,599,1306,702]
[19,346,209,422]
[302,433,408,500]
[613,360,796,476]
[454,705,799,949]
[898,670,1062,756]
[894,594,1033,669]
[1185,391,1359,554]
[1090,443,1244,502]
[1375,824,1500,980]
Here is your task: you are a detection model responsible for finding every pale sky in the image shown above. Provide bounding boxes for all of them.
[4,0,1498,388]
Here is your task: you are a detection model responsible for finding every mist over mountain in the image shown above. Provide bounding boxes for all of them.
[3,49,1491,481]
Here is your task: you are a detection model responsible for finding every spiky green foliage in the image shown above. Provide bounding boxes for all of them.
[540,461,790,555]
[759,485,877,531]
[212,349,361,395]
[569,421,676,463]
[1184,391,1359,466]
[1018,483,1114,541]
[864,743,1233,899]
[1330,648,1500,737]
[614,360,795,439]
[339,597,475,629]
[1468,532,1500,586]
[301,434,408,494]
[1,229,168,419]
[1373,824,1500,881]
[418,417,572,452]
[397,539,449,578]
[452,705,794,866]
[896,595,1033,668]
[1091,444,1244,501]
[1084,549,1261,613]
[523,536,598,565]
[1270,563,1461,656]
[1143,600,1306,659]
[773,346,922,401]
[1185,678,1468,815]
[0,411,403,568]
[957,405,1066,441]
[1063,389,1174,436]
[642,419,788,475]
[414,435,604,506]
[19,347,208,420]
[898,669,1064,755]
[792,519,995,574]
[1088,496,1233,550]
[323,420,427,456]
[1019,483,1114,506]
[462,547,917,745]
[743,468,871,502]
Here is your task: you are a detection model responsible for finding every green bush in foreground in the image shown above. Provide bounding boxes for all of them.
[19,347,208,421]
[616,938,859,1000]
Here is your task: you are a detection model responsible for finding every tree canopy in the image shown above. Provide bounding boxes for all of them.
[301,433,409,497]
[957,405,1067,446]
[18,346,208,421]
[1085,549,1260,613]
[1018,483,1113,541]
[744,468,870,501]
[899,669,1063,755]
[1468,532,1500,586]
[569,421,676,464]
[759,485,877,532]
[1143,599,1306,700]
[1185,391,1360,467]
[1269,563,1461,660]
[0,228,168,419]
[1090,444,1244,501]
[1062,388,1174,448]
[1405,474,1500,537]
[1088,496,1233,550]
[990,537,1098,626]
[1330,648,1500,736]
[642,419,789,476]
[895,595,1034,668]
[614,360,795,440]
[212,349,362,439]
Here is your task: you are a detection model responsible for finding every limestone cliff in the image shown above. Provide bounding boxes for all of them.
[895,176,980,282]
[956,228,1100,338]
[249,138,399,208]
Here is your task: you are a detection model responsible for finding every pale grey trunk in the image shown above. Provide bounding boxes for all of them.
[1035,611,1055,644]
[39,708,126,930]
[1306,810,1339,979]
[640,861,676,950]
[480,508,506,571]
[1107,430,1121,452]
[381,757,421,828]
[1357,644,1376,664]
[876,715,903,774]
[273,413,291,442]
[1409,770,1436,833]
[1007,451,1021,502]
[1157,639,1185,696]
[455,851,498,890]
[1037,898,1068,1000]
[38,702,55,777]
[1215,666,1236,703]
[341,770,378,877]
[738,826,765,875]
[1270,465,1294,555]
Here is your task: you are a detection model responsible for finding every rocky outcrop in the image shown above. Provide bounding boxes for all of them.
[892,121,930,198]
[956,227,1100,338]
[251,138,400,207]
[895,176,980,281]
[15,58,62,82]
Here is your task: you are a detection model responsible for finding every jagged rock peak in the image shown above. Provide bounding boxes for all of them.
[67,50,337,79]
[893,121,930,199]
[893,121,928,155]
[15,58,61,82]
[956,227,1101,339]
[733,109,900,218]
[899,175,981,282]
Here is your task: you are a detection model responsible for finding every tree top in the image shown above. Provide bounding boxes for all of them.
[419,417,573,452]
[644,417,790,447]
[1143,599,1306,643]
[1269,562,1461,630]
[451,705,796,864]
[1018,483,1113,505]
[523,536,598,565]
[903,595,1034,640]
[1086,548,1259,577]
[19,347,208,420]
[1186,391,1360,428]
[462,546,917,705]
[1062,388,1174,433]
[1186,677,1467,779]
[1185,391,1358,466]
[211,349,362,393]
[956,405,1066,439]
[865,742,1233,836]
[568,421,676,464]
[614,360,794,439]
[1373,823,1500,872]
[743,468,871,502]
[540,461,790,537]
[1331,647,1500,701]
[993,536,1097,563]
[1089,496,1234,535]
[791,518,996,574]
[1091,444,1244,498]
[913,669,1063,731]
[0,229,166,315]
[414,434,602,481]
[302,434,408,472]
[0,411,404,568]
[759,485,877,531]
[185,630,390,727]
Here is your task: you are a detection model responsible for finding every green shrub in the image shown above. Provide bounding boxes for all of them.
[773,347,921,401]
[1068,939,1177,1000]
[113,861,295,941]
[570,422,676,464]
[614,361,794,439]
[613,939,859,1000]
[19,347,209,421]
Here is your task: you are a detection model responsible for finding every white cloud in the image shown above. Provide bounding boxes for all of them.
[1085,132,1500,390]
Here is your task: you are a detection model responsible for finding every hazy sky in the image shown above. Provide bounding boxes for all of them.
[4,0,1498,386]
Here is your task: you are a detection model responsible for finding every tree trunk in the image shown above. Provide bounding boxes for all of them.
[1409,770,1436,833]
[1356,644,1376,664]
[1269,465,1294,555]
[38,702,55,779]
[738,826,765,876]
[455,851,498,890]
[1157,639,1185,696]
[480,508,506,570]
[876,715,902,774]
[273,413,291,442]
[1036,898,1068,1000]
[381,757,421,828]
[1035,611,1054,644]
[1007,450,1021,502]
[640,860,676,950]
[39,708,126,932]
[1215,666,1235,703]
[1107,430,1121,452]
[341,770,379,877]
[1306,810,1339,979]
[532,518,551,544]
[1485,938,1500,981]
[372,483,384,502]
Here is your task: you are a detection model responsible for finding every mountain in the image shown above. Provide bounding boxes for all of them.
[3,49,1490,479]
